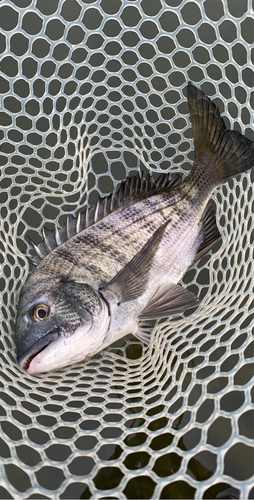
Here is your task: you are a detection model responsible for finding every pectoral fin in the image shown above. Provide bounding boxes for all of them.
[100,220,170,303]
[139,284,199,321]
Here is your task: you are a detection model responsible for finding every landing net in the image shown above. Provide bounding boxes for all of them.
[0,0,253,498]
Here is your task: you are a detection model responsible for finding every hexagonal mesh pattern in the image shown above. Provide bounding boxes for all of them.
[0,0,253,498]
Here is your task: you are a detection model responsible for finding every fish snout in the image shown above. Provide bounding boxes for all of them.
[17,329,59,371]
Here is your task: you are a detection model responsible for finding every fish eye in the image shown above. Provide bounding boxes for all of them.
[32,304,50,322]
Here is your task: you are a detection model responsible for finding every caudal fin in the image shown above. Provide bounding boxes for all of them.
[187,82,253,186]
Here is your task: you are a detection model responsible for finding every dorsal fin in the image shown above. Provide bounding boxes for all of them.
[27,171,182,266]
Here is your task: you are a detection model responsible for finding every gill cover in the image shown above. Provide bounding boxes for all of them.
[16,280,110,373]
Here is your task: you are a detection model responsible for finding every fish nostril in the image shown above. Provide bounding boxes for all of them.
[24,315,29,325]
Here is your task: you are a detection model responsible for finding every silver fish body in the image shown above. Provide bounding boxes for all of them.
[15,82,254,374]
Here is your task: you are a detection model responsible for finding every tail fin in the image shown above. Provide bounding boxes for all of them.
[187,82,253,186]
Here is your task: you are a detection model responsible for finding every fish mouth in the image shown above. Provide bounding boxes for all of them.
[17,329,59,371]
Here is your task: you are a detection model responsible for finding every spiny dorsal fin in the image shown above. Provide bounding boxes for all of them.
[27,171,181,266]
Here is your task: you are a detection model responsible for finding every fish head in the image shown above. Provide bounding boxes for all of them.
[15,279,110,374]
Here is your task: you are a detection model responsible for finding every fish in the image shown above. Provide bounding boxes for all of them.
[15,82,254,374]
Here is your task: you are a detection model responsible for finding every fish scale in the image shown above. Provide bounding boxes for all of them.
[67,195,178,285]
[39,194,174,286]
[15,82,254,374]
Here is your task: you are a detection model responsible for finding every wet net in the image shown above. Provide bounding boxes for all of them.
[0,0,253,498]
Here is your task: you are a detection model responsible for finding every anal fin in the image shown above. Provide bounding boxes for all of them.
[194,204,221,263]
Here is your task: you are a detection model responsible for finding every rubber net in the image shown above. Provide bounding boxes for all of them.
[0,0,253,498]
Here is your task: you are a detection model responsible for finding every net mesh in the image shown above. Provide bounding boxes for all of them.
[0,0,253,498]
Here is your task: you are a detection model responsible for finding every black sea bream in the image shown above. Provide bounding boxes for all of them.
[15,83,254,374]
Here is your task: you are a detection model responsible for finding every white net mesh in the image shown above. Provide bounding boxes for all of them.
[0,0,253,498]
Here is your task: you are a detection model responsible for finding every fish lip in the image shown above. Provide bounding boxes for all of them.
[17,329,59,371]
